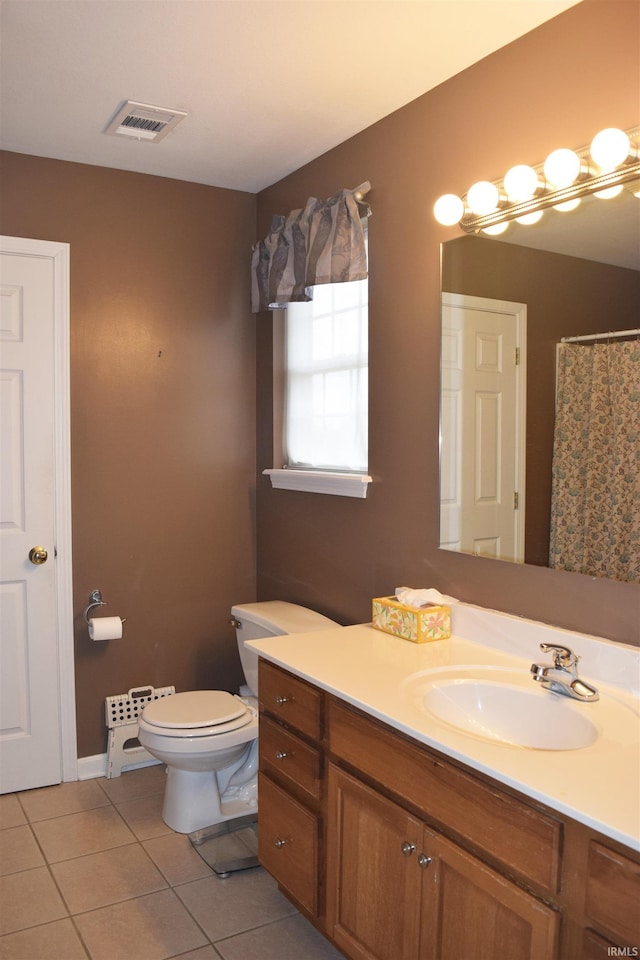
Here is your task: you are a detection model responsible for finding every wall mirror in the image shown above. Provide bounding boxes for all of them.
[439,188,640,582]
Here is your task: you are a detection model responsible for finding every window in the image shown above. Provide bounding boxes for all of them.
[286,272,368,471]
[264,237,371,498]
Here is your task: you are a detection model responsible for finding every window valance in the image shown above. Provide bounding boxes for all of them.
[251,181,371,313]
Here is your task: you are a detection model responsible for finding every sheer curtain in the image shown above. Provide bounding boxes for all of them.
[549,340,640,582]
[285,273,368,472]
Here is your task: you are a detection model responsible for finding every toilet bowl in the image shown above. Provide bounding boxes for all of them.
[138,601,339,834]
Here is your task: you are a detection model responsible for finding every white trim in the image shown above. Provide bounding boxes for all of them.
[53,241,77,782]
[264,468,372,498]
[0,236,77,782]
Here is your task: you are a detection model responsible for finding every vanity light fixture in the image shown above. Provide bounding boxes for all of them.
[434,125,639,234]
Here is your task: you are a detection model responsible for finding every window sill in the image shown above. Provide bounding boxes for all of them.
[263,469,372,499]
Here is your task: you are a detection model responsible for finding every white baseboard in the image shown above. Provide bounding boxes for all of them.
[77,752,161,781]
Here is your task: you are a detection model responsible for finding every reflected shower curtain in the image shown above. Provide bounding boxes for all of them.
[549,340,640,582]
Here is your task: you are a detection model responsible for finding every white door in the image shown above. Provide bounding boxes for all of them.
[0,236,75,793]
[441,293,526,562]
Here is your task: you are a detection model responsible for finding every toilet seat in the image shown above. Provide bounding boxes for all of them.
[142,691,252,738]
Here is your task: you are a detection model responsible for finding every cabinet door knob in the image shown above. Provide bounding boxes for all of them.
[275,695,291,705]
[418,854,433,869]
[275,751,289,760]
[274,838,288,848]
[401,842,416,856]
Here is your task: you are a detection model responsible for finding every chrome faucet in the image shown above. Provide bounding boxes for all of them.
[531,643,599,702]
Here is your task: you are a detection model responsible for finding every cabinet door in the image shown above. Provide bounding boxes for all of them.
[326,764,423,960]
[420,828,559,960]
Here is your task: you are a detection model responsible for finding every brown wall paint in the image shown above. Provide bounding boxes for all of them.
[1,2,639,761]
[0,154,257,756]
[255,1,640,644]
[442,235,640,566]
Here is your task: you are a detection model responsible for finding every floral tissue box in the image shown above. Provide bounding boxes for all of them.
[372,595,451,643]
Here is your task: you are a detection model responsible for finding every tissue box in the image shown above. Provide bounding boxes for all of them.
[372,596,451,643]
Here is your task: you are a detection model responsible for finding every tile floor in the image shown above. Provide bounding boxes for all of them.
[0,765,346,960]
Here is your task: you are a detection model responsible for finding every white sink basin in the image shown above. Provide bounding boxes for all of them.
[422,677,598,750]
[398,665,609,750]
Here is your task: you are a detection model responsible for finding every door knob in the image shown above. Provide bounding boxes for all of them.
[29,546,48,565]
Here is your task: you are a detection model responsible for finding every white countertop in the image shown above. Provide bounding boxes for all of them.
[247,602,640,851]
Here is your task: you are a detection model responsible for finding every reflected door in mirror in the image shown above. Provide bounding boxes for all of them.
[440,293,526,562]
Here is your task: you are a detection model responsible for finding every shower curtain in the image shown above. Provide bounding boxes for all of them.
[549,339,640,582]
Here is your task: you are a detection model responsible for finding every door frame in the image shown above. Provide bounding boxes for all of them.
[1,235,76,781]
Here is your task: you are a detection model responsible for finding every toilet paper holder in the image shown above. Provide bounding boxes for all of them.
[83,589,127,625]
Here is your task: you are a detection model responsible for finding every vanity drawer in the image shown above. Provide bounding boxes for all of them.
[581,929,620,959]
[585,841,640,944]
[258,772,319,916]
[259,714,322,801]
[328,698,562,894]
[259,660,322,741]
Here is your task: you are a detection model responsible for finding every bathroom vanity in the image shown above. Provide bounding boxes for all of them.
[249,603,640,960]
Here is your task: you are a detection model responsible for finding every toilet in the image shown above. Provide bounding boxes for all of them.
[138,601,339,834]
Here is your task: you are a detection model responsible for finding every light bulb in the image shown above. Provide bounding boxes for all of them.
[544,148,581,188]
[554,198,581,212]
[467,181,500,215]
[433,194,465,226]
[503,165,539,202]
[515,211,543,225]
[590,128,630,172]
[594,185,624,200]
[482,221,509,236]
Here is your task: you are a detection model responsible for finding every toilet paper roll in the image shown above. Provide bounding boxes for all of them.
[88,616,123,641]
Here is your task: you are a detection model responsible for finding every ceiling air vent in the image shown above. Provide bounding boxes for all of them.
[104,101,187,143]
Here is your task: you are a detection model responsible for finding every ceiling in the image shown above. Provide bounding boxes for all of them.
[0,0,579,194]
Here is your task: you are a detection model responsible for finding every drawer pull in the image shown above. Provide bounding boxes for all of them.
[418,854,433,869]
[275,751,289,760]
[401,842,416,856]
[275,695,291,705]
[274,838,288,848]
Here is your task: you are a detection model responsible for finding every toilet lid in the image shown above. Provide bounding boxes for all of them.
[142,690,248,730]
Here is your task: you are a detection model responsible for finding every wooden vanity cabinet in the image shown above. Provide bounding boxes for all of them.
[327,697,562,897]
[256,661,640,959]
[326,764,559,960]
[257,660,324,918]
[559,816,640,955]
[584,841,640,946]
[258,772,319,916]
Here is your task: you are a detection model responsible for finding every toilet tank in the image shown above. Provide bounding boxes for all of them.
[231,601,339,696]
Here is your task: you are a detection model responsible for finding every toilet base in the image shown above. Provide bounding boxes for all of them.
[161,764,258,834]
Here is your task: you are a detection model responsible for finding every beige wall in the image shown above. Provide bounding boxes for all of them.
[0,154,257,756]
[255,0,640,644]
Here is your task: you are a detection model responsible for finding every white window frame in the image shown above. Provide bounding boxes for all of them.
[264,241,372,498]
